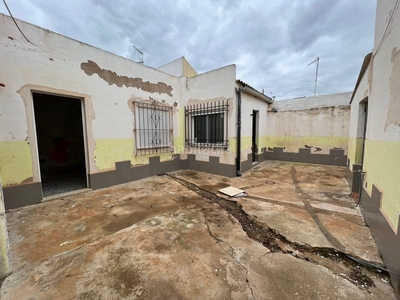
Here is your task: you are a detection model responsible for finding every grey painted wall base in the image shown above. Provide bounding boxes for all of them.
[3,147,346,209]
[184,154,236,177]
[3,183,42,210]
[2,154,237,209]
[90,155,182,190]
[346,159,362,193]
[261,147,347,166]
[90,154,237,190]
[360,184,400,295]
[240,153,255,174]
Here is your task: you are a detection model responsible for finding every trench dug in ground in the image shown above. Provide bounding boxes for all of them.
[165,173,383,289]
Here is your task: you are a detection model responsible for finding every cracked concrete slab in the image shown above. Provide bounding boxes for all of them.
[317,213,383,264]
[237,198,332,248]
[250,253,370,299]
[1,161,397,299]
[175,161,384,262]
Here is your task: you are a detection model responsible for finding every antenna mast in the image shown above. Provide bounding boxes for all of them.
[308,57,319,96]
[132,45,144,64]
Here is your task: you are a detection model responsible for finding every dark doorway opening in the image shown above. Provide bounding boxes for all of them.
[33,93,87,198]
[360,101,368,169]
[252,110,259,162]
[355,99,368,200]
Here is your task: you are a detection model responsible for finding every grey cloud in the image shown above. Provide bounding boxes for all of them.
[0,0,376,99]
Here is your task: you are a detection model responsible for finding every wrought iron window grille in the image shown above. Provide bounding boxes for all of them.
[134,99,173,156]
[185,100,229,148]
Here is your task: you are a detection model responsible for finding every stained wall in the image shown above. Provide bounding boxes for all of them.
[266,93,351,155]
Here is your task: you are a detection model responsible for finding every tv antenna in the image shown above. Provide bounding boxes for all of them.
[308,57,319,96]
[132,45,144,64]
[262,88,276,100]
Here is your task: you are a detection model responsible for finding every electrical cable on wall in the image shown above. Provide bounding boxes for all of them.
[2,0,45,46]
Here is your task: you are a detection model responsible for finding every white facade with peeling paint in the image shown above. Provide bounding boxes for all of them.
[0,13,271,208]
[0,13,351,210]
[347,0,400,293]
[240,91,270,161]
[348,0,400,229]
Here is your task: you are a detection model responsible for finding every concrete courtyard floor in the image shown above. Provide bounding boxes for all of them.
[1,161,397,299]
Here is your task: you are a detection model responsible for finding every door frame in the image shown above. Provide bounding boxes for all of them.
[30,90,91,197]
[360,100,368,170]
[252,110,259,162]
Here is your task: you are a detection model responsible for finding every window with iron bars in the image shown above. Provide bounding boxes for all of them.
[185,100,229,148]
[134,100,173,155]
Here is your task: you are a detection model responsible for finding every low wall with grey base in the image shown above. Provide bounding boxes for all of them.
[2,148,346,209]
[90,154,237,190]
[240,147,267,173]
[3,183,42,210]
[184,154,236,178]
[2,154,237,209]
[345,159,362,193]
[263,147,347,166]
[90,155,182,190]
[360,184,400,295]
[240,153,254,174]
[240,150,268,174]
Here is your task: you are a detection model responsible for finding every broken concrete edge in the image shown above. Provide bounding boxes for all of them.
[359,183,400,295]
[2,147,347,210]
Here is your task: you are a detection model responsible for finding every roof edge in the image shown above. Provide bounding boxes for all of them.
[236,80,273,103]
[350,52,372,104]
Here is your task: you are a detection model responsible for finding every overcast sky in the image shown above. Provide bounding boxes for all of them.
[1,0,376,100]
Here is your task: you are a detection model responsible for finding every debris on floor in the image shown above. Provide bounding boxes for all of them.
[218,186,245,197]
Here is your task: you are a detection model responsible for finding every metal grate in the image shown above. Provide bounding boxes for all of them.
[134,100,173,155]
[185,100,229,148]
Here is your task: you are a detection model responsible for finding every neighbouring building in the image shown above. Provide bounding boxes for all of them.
[347,0,400,294]
[264,93,350,165]
[158,56,198,78]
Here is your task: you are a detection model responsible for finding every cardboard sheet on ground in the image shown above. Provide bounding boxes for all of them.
[218,186,245,197]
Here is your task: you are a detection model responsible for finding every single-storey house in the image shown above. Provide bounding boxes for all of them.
[0,13,276,209]
[0,13,348,211]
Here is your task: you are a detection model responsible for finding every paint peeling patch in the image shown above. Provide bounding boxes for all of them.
[81,60,173,96]
[385,47,400,130]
